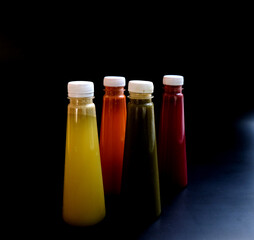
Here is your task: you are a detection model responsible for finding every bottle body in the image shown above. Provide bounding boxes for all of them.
[100,87,127,195]
[121,94,161,222]
[63,98,105,226]
[158,85,187,192]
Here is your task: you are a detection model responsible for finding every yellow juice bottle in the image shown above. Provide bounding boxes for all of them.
[63,81,105,226]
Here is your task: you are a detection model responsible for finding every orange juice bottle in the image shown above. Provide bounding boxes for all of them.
[63,81,105,226]
[100,76,127,195]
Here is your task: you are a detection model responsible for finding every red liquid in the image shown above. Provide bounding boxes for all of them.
[100,87,127,195]
[158,85,187,191]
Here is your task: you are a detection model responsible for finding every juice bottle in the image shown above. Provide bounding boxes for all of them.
[158,75,187,194]
[63,81,105,226]
[121,80,161,223]
[100,76,127,195]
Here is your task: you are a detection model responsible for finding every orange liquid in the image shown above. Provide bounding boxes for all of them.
[100,87,127,195]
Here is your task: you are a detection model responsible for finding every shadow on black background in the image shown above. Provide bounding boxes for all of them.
[1,8,253,238]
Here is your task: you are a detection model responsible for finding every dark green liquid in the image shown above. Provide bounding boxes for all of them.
[121,98,161,222]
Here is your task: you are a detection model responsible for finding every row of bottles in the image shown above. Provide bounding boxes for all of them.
[62,75,187,226]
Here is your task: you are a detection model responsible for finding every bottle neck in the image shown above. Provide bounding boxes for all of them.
[69,97,94,105]
[129,92,152,99]
[164,85,183,94]
[129,92,153,103]
[104,86,125,96]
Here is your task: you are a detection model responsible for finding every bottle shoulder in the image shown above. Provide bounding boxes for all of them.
[163,92,184,100]
[163,92,183,96]
[129,101,153,105]
[128,101,154,109]
[68,102,96,117]
[103,94,126,99]
[68,102,95,108]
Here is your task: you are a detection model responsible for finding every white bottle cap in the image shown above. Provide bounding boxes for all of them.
[128,80,154,93]
[163,75,184,86]
[103,76,126,87]
[68,81,94,98]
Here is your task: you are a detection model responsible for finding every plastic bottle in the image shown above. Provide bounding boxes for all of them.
[63,81,105,226]
[100,76,127,195]
[158,75,187,194]
[121,80,161,223]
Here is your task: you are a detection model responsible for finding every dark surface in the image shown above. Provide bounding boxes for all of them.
[46,112,254,240]
[140,115,254,240]
[1,8,254,238]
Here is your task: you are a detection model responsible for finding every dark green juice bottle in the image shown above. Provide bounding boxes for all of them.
[121,80,161,223]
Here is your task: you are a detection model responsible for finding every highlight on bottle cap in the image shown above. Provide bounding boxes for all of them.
[68,81,94,98]
[163,75,184,86]
[103,76,126,87]
[128,80,154,93]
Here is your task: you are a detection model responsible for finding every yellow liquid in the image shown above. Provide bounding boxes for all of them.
[63,101,105,226]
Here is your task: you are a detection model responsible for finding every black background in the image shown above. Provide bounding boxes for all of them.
[1,4,253,238]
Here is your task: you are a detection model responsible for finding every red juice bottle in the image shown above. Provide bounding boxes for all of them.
[100,76,127,195]
[158,75,187,194]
